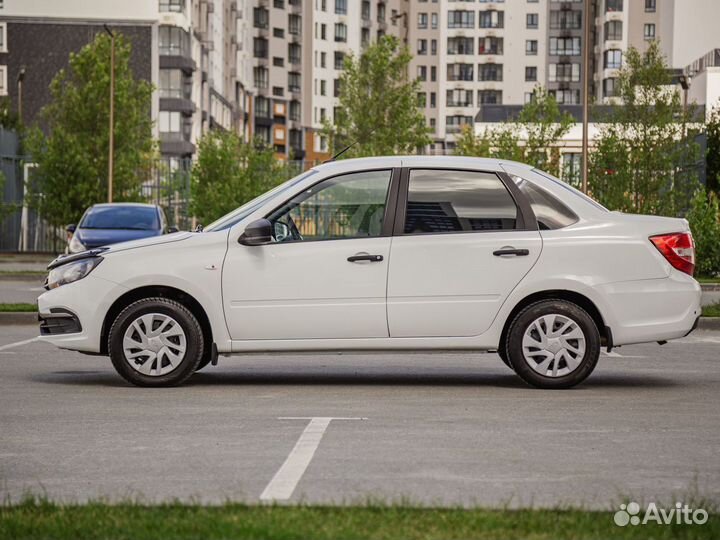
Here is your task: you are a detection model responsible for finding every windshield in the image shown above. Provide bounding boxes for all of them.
[80,206,160,230]
[204,169,319,232]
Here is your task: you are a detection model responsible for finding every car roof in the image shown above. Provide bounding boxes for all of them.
[89,203,158,209]
[310,155,535,175]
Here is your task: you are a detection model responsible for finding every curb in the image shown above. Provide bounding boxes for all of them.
[0,312,38,325]
[701,283,720,292]
[0,274,45,282]
[697,317,720,331]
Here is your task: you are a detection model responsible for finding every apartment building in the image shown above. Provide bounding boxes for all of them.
[0,0,245,166]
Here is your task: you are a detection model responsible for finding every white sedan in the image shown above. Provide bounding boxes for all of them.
[38,157,702,389]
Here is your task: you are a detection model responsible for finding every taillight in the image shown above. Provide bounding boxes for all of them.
[649,232,695,276]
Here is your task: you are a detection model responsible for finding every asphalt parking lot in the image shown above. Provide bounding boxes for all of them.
[1,324,719,509]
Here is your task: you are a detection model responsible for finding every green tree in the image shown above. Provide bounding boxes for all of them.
[687,189,720,277]
[705,104,720,195]
[0,97,21,131]
[190,131,287,226]
[26,32,154,227]
[323,36,431,158]
[589,41,699,215]
[454,87,573,177]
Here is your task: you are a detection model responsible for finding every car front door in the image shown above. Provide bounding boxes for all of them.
[222,168,399,341]
[387,168,542,338]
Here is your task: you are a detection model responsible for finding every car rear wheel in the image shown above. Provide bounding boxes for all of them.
[108,298,204,387]
[505,299,600,389]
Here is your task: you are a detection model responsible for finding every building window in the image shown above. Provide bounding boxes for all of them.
[606,0,623,13]
[431,13,438,29]
[479,63,503,82]
[0,66,6,96]
[417,66,427,81]
[603,77,618,98]
[417,92,427,108]
[525,66,537,82]
[159,26,190,56]
[418,13,428,29]
[288,42,301,64]
[550,10,581,30]
[445,115,474,134]
[362,1,370,20]
[273,86,284,97]
[253,67,268,89]
[644,23,655,40]
[526,13,538,29]
[335,0,347,15]
[333,79,341,97]
[289,14,302,35]
[255,97,270,118]
[604,49,622,69]
[549,37,580,56]
[605,20,623,41]
[526,40,537,55]
[254,7,269,29]
[334,23,347,42]
[447,63,474,81]
[273,56,284,67]
[549,89,580,105]
[447,89,473,108]
[479,10,504,29]
[448,10,474,28]
[254,37,268,58]
[320,79,327,96]
[0,23,6,53]
[288,72,301,93]
[478,90,502,105]
[417,39,428,55]
[549,63,580,82]
[160,69,190,99]
[159,0,184,13]
[479,37,503,55]
[430,92,436,108]
[447,37,474,55]
[377,2,386,22]
[159,111,183,139]
[274,0,284,7]
[645,0,656,12]
[289,100,301,121]
[562,153,582,187]
[334,51,345,70]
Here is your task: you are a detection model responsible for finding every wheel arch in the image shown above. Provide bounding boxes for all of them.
[100,285,213,355]
[499,290,611,353]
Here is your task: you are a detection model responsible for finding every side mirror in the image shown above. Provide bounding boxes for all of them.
[167,226,179,234]
[238,218,273,246]
[66,224,77,234]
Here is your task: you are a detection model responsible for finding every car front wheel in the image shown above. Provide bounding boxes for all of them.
[108,298,204,387]
[505,299,600,389]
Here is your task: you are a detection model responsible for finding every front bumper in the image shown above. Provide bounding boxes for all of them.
[37,274,128,353]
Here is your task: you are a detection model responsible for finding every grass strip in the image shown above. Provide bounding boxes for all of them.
[0,501,716,540]
[0,303,38,313]
[702,303,720,317]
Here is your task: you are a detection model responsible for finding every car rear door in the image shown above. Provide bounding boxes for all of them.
[386,168,542,338]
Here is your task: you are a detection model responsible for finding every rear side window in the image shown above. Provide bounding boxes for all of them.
[512,176,578,230]
[404,169,518,234]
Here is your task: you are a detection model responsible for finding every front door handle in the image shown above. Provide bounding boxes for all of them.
[493,248,530,257]
[347,254,384,263]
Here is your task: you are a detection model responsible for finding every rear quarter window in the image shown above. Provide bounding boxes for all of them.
[512,176,578,230]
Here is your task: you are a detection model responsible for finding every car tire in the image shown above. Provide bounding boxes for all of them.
[108,297,204,387]
[505,299,600,389]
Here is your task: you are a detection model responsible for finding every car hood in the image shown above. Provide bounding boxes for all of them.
[76,228,161,248]
[99,231,194,254]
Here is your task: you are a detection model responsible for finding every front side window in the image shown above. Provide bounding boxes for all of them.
[403,170,518,234]
[268,170,392,242]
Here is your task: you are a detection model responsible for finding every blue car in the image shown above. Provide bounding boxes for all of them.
[66,203,177,253]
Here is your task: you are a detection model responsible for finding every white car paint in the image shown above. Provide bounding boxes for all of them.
[37,156,701,364]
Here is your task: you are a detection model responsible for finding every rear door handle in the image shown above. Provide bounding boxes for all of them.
[347,254,384,263]
[493,248,530,257]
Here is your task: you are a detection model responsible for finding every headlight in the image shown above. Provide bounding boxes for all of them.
[69,235,86,254]
[47,257,103,290]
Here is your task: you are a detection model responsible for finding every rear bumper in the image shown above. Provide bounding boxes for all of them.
[597,272,702,346]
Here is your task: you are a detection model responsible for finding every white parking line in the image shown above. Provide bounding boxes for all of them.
[260,417,365,501]
[602,351,623,357]
[0,337,39,352]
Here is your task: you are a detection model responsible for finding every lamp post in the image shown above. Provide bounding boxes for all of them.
[16,67,25,124]
[104,24,115,203]
[581,0,592,194]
